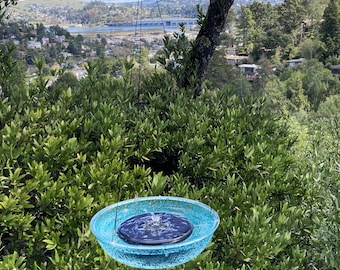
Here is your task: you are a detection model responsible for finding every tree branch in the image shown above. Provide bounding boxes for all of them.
[183,0,234,97]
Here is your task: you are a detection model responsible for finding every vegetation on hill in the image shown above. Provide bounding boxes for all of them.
[0,55,332,269]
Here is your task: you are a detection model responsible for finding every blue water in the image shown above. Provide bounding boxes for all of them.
[90,196,219,269]
[67,25,177,34]
[67,18,197,34]
[118,212,193,244]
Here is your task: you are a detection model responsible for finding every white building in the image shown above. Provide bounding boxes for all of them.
[239,64,261,81]
[225,54,249,66]
[287,58,305,67]
[27,41,42,49]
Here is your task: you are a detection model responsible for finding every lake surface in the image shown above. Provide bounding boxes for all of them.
[67,25,179,34]
[67,18,197,34]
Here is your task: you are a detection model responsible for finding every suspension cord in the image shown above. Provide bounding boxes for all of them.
[156,1,166,33]
[134,0,139,36]
[134,0,143,102]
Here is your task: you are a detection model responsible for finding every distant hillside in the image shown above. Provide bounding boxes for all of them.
[16,0,283,9]
[17,0,86,9]
[11,0,284,25]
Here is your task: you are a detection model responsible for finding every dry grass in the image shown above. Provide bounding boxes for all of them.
[16,0,86,9]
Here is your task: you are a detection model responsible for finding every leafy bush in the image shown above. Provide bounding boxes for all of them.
[0,59,336,269]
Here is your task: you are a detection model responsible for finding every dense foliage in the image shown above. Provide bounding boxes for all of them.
[319,0,340,59]
[235,0,339,62]
[0,49,339,269]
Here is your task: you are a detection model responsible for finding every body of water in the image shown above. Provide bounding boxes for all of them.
[67,18,197,34]
[67,25,176,34]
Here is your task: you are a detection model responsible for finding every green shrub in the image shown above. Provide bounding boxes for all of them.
[0,59,330,269]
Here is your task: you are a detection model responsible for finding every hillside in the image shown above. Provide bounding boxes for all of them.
[11,0,284,26]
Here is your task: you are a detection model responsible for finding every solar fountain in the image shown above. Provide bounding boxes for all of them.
[90,196,220,269]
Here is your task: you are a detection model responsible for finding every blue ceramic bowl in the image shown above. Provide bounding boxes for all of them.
[90,196,220,269]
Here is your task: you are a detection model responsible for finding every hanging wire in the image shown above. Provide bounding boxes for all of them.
[113,201,118,240]
[134,0,143,102]
[156,1,166,34]
[134,0,140,36]
[138,0,143,99]
[112,191,120,240]
[133,0,167,104]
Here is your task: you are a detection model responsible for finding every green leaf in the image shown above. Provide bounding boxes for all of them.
[43,239,57,250]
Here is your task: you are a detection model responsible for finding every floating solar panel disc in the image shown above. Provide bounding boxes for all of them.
[118,212,193,245]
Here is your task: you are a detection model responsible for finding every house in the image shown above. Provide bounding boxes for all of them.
[72,68,87,79]
[27,40,42,49]
[227,47,237,55]
[225,54,249,66]
[55,35,66,43]
[330,64,340,76]
[41,37,50,46]
[239,64,261,81]
[60,52,73,58]
[287,58,305,67]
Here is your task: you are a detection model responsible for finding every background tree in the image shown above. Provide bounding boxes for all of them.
[94,39,104,57]
[238,6,255,53]
[263,78,289,113]
[0,44,25,100]
[241,2,286,61]
[48,71,78,102]
[319,0,340,60]
[36,23,46,42]
[304,0,329,37]
[314,94,340,154]
[298,38,323,60]
[278,0,308,34]
[300,59,340,110]
[284,71,310,112]
[0,0,17,20]
[48,25,71,39]
[75,34,84,44]
[204,49,252,94]
[181,0,235,97]
[67,40,81,56]
[250,2,279,31]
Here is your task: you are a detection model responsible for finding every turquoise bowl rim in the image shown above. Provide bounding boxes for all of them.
[90,196,220,251]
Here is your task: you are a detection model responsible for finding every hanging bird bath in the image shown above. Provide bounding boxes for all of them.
[90,196,220,269]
